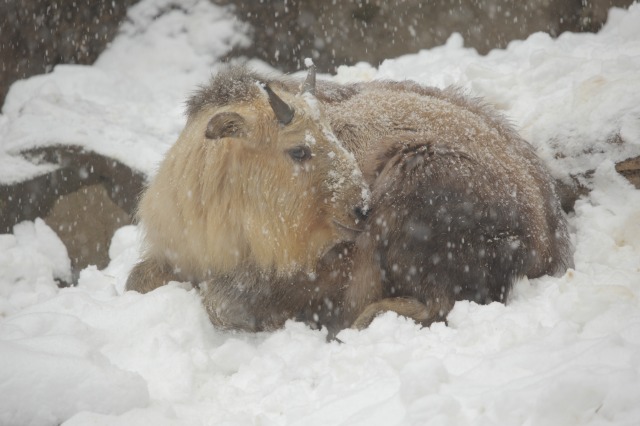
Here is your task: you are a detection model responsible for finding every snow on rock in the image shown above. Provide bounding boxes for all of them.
[337,5,640,183]
[13,219,72,284]
[1,1,640,425]
[103,225,144,295]
[0,0,248,182]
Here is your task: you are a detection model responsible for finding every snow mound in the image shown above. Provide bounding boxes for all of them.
[0,219,70,316]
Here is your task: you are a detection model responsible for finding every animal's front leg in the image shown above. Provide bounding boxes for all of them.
[350,296,451,330]
[126,257,179,294]
[341,235,385,329]
[198,275,294,333]
[198,279,260,332]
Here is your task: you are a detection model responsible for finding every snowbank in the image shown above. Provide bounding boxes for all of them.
[0,0,248,181]
[1,1,640,425]
[0,219,71,316]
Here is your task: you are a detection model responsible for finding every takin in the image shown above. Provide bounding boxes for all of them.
[126,65,573,335]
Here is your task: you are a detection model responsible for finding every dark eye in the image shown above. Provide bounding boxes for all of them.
[287,145,312,162]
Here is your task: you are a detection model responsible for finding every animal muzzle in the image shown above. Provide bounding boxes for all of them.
[332,205,369,240]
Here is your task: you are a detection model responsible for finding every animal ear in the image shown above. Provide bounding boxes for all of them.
[264,84,295,125]
[205,112,247,140]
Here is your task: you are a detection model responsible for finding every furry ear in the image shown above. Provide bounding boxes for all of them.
[205,112,247,139]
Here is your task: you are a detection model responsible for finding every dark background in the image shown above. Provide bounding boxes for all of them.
[0,0,634,108]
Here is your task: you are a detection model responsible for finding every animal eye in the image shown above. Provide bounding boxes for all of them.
[287,145,312,162]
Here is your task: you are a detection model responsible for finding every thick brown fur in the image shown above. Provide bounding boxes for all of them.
[127,66,368,332]
[127,65,573,335]
[315,80,574,328]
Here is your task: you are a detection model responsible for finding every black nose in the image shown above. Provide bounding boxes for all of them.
[354,206,369,222]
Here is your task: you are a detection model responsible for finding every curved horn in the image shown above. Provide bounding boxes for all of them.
[264,84,294,125]
[301,64,316,95]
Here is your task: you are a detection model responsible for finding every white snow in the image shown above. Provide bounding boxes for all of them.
[1,1,640,425]
[0,0,248,182]
[335,8,640,183]
[0,219,71,317]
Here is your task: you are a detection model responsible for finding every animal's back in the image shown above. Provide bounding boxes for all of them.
[312,78,573,324]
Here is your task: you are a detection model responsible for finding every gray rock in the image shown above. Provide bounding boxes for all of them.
[220,0,634,72]
[0,0,138,107]
[0,146,146,283]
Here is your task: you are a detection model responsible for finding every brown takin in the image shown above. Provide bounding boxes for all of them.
[126,65,573,335]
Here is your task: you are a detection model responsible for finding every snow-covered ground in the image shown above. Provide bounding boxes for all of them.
[2,0,640,424]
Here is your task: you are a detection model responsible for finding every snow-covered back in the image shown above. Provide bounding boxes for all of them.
[1,1,640,425]
[335,7,640,183]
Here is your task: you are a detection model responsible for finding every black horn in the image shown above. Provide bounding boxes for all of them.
[264,84,294,125]
[301,64,316,95]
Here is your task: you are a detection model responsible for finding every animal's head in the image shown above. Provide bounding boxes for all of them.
[140,65,369,278]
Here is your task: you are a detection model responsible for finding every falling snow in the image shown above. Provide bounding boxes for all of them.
[1,1,640,426]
